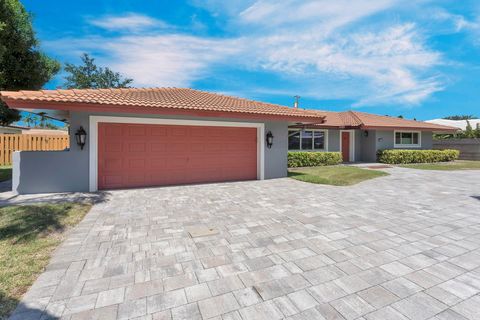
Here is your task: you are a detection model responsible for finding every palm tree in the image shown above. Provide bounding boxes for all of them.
[37,112,47,128]
[23,113,38,127]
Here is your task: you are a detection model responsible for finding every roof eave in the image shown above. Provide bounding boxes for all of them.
[361,125,459,133]
[2,99,326,123]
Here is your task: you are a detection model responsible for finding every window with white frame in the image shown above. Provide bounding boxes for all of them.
[288,130,326,151]
[394,131,421,147]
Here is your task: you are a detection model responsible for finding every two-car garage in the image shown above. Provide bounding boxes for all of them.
[95,119,262,190]
[2,87,328,194]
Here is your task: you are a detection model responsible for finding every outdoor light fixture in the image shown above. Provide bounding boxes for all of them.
[75,126,87,150]
[364,130,369,137]
[266,131,274,149]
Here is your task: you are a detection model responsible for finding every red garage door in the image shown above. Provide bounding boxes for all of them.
[98,123,258,190]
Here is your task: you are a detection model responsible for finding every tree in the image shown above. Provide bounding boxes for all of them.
[64,53,133,89]
[464,120,475,138]
[44,122,60,130]
[0,0,60,126]
[443,115,477,120]
[23,112,38,127]
[37,112,47,128]
[397,115,404,119]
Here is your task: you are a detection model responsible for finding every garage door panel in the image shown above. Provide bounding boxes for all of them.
[98,123,257,190]
[104,175,123,186]
[150,127,167,136]
[102,158,123,171]
[171,127,188,136]
[105,125,123,137]
[165,157,189,169]
[105,142,123,153]
[150,143,167,152]
[149,157,168,169]
[128,142,146,152]
[128,158,146,170]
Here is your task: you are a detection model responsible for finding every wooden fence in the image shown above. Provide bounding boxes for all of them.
[0,134,70,166]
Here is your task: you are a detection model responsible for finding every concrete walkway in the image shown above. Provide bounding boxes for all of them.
[8,167,480,320]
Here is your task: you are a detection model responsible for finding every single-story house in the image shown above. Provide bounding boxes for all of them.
[0,88,457,194]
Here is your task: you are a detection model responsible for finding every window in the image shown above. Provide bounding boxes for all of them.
[395,131,420,147]
[288,130,326,151]
[288,131,300,150]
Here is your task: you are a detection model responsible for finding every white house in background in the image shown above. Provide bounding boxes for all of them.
[0,125,68,135]
[0,125,26,134]
[426,119,480,130]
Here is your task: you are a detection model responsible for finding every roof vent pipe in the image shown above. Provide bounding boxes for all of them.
[293,95,300,109]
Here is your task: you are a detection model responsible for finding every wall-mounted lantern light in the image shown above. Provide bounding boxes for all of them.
[364,130,369,137]
[75,126,87,150]
[266,131,274,149]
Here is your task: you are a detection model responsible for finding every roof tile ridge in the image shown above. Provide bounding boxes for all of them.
[348,110,364,126]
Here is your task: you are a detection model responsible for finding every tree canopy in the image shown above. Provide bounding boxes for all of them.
[64,53,133,89]
[0,0,60,126]
[443,115,477,120]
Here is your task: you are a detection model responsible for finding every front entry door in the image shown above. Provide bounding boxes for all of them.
[341,131,351,162]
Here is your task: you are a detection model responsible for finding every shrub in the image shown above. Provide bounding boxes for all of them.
[288,152,342,168]
[377,149,459,164]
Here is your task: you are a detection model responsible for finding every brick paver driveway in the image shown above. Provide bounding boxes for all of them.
[11,167,480,320]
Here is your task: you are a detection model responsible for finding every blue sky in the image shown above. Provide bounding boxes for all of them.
[22,0,480,120]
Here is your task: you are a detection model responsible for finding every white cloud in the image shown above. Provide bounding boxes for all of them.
[48,0,453,106]
[89,13,171,32]
[239,0,397,32]
[102,35,240,87]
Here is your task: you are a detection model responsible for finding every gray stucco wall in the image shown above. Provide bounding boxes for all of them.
[354,130,362,161]
[328,129,435,163]
[13,111,288,194]
[13,151,89,194]
[264,121,288,179]
[376,130,433,150]
[328,130,340,152]
[359,130,377,162]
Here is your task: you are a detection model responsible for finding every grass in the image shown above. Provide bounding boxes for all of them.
[0,203,92,319]
[399,160,480,171]
[0,166,12,182]
[288,165,389,186]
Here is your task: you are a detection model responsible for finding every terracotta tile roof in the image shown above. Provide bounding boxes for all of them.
[316,110,458,132]
[349,111,458,131]
[0,87,326,121]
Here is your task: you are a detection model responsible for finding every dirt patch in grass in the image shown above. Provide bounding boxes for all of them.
[288,165,389,186]
[0,202,92,319]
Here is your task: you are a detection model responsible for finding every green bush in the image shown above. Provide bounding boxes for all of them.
[288,152,342,168]
[377,149,459,164]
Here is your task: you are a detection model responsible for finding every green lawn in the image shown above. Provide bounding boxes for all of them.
[0,166,12,182]
[0,203,92,319]
[399,160,480,171]
[288,166,389,186]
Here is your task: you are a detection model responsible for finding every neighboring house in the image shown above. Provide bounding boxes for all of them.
[22,128,68,135]
[0,125,31,134]
[0,88,457,194]
[0,125,68,135]
[426,118,480,131]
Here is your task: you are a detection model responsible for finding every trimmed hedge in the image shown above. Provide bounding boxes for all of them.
[377,149,459,164]
[288,152,342,168]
